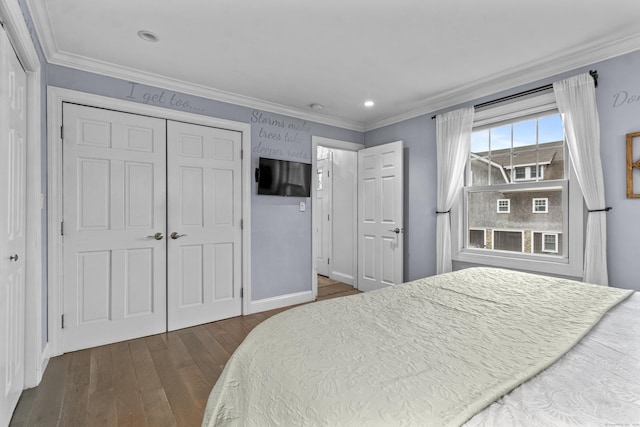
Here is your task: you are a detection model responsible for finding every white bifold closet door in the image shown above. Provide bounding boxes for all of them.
[62,104,243,352]
[166,121,242,331]
[62,104,168,352]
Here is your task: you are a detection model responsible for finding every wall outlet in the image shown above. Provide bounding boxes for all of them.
[299,201,306,212]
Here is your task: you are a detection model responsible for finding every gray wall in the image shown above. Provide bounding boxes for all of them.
[365,49,640,291]
[46,66,363,302]
[597,49,640,291]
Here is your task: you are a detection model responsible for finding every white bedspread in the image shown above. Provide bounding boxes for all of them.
[466,291,640,426]
[202,268,633,427]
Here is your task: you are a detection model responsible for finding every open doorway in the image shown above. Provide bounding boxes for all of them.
[311,137,363,298]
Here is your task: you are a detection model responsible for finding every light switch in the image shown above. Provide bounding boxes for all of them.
[299,201,306,212]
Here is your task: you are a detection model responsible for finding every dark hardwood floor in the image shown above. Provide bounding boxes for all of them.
[10,278,358,427]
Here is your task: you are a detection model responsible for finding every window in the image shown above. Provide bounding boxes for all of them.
[542,233,558,253]
[533,198,548,213]
[514,165,544,181]
[531,165,543,179]
[452,91,583,277]
[532,231,563,254]
[466,113,565,256]
[497,199,510,213]
[469,229,485,248]
[493,230,523,252]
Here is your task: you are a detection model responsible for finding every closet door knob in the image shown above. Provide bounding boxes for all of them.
[147,232,164,240]
[170,232,188,239]
[9,254,19,261]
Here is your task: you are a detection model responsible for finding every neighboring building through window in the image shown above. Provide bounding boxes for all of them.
[465,113,565,259]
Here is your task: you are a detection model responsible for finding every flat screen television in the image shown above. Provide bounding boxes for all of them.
[257,157,312,197]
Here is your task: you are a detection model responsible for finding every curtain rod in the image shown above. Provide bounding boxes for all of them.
[431,70,598,119]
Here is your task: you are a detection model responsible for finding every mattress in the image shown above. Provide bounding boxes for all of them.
[202,267,635,426]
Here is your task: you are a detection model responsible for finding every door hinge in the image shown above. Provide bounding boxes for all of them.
[60,221,64,236]
[240,149,244,159]
[61,314,65,329]
[240,219,243,230]
[60,126,64,139]
[327,214,330,221]
[240,288,244,298]
[327,258,330,265]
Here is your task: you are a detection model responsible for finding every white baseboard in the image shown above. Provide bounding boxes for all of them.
[24,342,49,389]
[330,271,355,286]
[39,343,50,383]
[246,291,314,315]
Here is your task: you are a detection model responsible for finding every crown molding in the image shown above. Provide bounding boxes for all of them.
[1,0,40,70]
[25,2,364,132]
[24,0,56,59]
[364,31,640,132]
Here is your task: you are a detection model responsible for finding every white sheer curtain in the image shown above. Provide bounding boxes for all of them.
[553,73,608,285]
[436,107,474,274]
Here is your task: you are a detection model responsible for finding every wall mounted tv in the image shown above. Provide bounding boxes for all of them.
[256,157,312,197]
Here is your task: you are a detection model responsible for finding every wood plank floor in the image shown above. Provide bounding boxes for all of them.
[10,278,358,427]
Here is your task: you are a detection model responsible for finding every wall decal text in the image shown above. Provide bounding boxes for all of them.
[251,110,310,161]
[612,90,640,109]
[125,82,205,112]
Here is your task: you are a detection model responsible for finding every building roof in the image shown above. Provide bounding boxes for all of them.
[474,141,564,168]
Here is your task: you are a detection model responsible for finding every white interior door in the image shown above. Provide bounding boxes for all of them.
[0,26,27,426]
[315,157,331,276]
[166,121,243,331]
[62,103,167,352]
[357,141,404,291]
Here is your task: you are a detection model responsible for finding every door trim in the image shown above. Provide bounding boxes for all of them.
[311,136,363,298]
[0,0,44,387]
[47,87,252,356]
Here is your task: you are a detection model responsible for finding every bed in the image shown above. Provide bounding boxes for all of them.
[202,267,639,426]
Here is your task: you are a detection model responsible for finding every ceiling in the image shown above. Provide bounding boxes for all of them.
[28,0,640,131]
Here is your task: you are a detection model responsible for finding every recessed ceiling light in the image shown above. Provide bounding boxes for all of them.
[364,100,375,107]
[310,103,324,110]
[138,30,159,42]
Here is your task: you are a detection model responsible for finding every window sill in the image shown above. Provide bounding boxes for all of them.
[453,249,583,278]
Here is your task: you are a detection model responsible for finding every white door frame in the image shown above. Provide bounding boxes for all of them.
[47,87,252,356]
[0,0,44,387]
[311,136,363,298]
